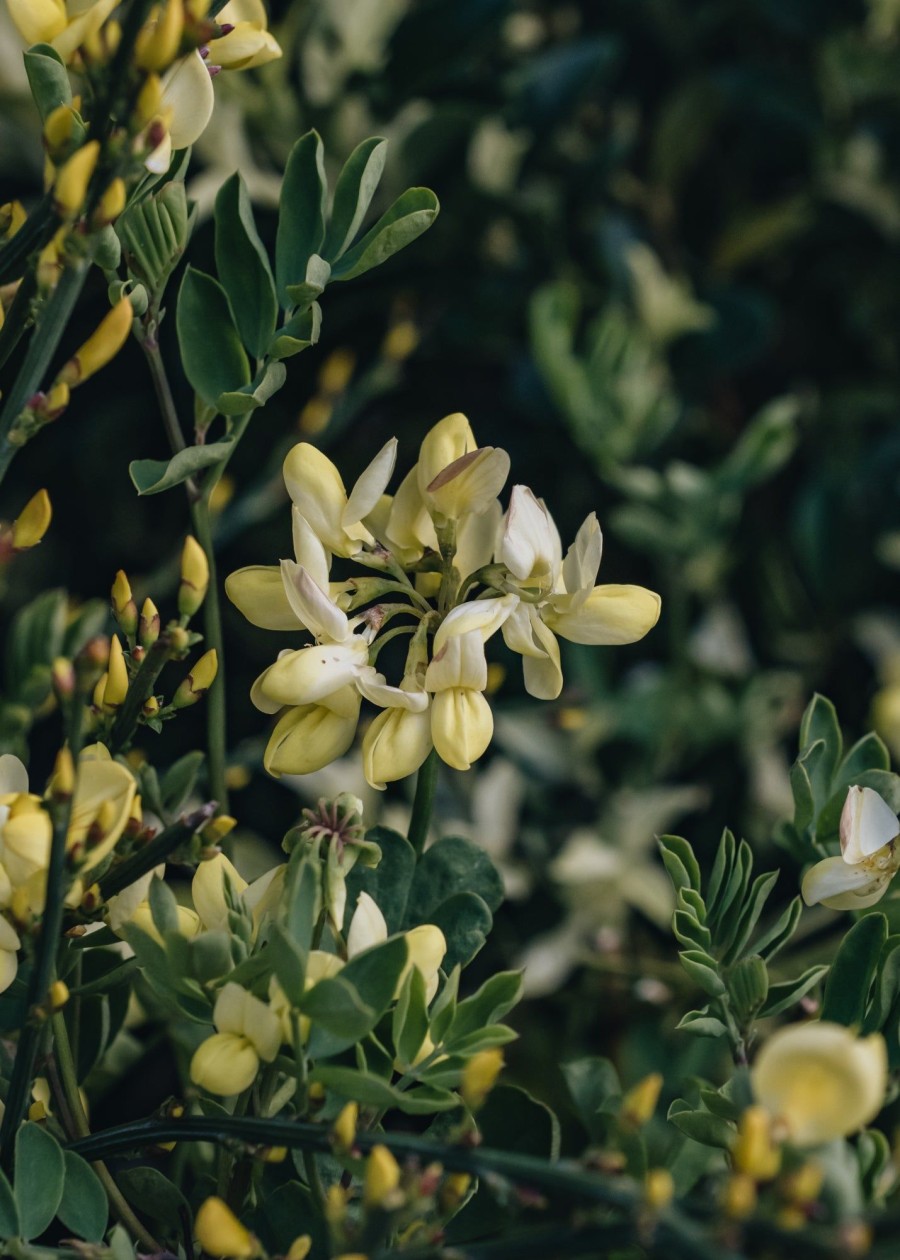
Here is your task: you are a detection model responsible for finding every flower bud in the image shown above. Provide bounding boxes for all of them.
[440,1172,472,1212]
[781,1161,824,1206]
[461,1048,504,1110]
[139,598,160,648]
[364,1144,401,1209]
[92,177,126,228]
[621,1073,663,1128]
[332,1101,358,1152]
[48,980,69,1011]
[194,1197,258,1258]
[0,201,26,240]
[56,297,133,387]
[142,695,160,718]
[11,489,52,550]
[286,1238,311,1260]
[53,140,100,219]
[172,648,218,708]
[643,1168,674,1210]
[732,1106,780,1181]
[178,536,209,617]
[51,657,75,700]
[136,0,185,71]
[51,747,75,800]
[43,103,80,160]
[111,570,138,637]
[92,672,108,710]
[136,73,166,126]
[201,814,237,845]
[722,1172,757,1220]
[102,636,129,710]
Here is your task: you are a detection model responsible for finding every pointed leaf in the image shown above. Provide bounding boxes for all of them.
[215,172,278,359]
[323,137,389,261]
[276,130,327,306]
[822,913,888,1026]
[330,188,439,282]
[129,440,234,495]
[176,268,250,407]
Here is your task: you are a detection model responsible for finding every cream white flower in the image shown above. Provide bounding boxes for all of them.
[499,496,661,700]
[283,439,397,559]
[190,983,281,1096]
[752,1021,887,1147]
[346,892,446,1003]
[226,507,336,631]
[802,785,900,910]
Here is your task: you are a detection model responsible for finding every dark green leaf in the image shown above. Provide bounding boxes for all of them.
[345,827,415,934]
[406,835,503,928]
[218,360,287,416]
[176,267,250,408]
[58,1152,107,1242]
[15,1123,65,1240]
[24,45,71,122]
[330,188,439,282]
[659,835,702,896]
[822,913,887,1026]
[679,949,726,996]
[447,971,523,1045]
[753,896,802,962]
[268,923,307,1006]
[338,934,408,1022]
[302,976,376,1057]
[760,965,829,1017]
[666,1103,735,1150]
[799,693,842,787]
[0,1169,18,1239]
[562,1057,620,1141]
[149,877,179,938]
[393,966,430,1069]
[215,172,278,358]
[428,891,493,970]
[276,130,327,306]
[160,750,206,815]
[119,1166,191,1233]
[129,440,234,495]
[323,137,389,261]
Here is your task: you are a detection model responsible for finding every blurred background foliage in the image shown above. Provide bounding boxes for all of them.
[4,0,900,1132]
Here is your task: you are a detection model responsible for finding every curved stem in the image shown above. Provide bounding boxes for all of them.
[407,749,439,858]
[190,493,229,813]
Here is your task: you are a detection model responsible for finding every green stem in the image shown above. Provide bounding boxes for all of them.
[108,629,177,753]
[407,749,439,858]
[0,257,91,488]
[0,194,55,287]
[0,265,38,374]
[190,494,229,813]
[52,1013,162,1252]
[140,336,200,502]
[97,810,208,899]
[0,703,85,1162]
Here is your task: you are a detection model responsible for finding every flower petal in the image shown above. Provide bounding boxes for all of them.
[561,512,602,594]
[162,52,216,151]
[434,594,518,651]
[225,565,300,631]
[343,438,397,527]
[347,891,388,955]
[546,583,661,645]
[840,785,900,864]
[800,855,890,910]
[280,561,349,642]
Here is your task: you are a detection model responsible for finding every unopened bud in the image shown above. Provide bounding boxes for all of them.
[81,883,102,913]
[257,1145,287,1163]
[781,1161,823,1206]
[53,140,100,219]
[87,800,117,847]
[461,1048,504,1110]
[51,657,76,700]
[48,980,69,1011]
[92,672,109,709]
[643,1168,674,1210]
[364,1145,401,1209]
[136,0,185,71]
[722,1172,757,1220]
[51,747,75,799]
[139,598,161,648]
[332,1101,358,1151]
[92,177,126,228]
[111,570,138,636]
[178,535,209,617]
[102,636,129,710]
[201,814,236,844]
[194,1196,258,1259]
[732,1106,780,1182]
[440,1171,472,1211]
[172,648,217,708]
[0,201,26,239]
[11,489,52,550]
[168,625,190,655]
[621,1073,662,1128]
[285,1238,311,1260]
[43,103,80,160]
[56,297,133,387]
[142,695,160,718]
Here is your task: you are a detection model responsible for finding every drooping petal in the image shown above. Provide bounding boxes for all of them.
[292,508,331,589]
[840,785,900,864]
[263,690,361,778]
[209,22,281,69]
[255,640,367,708]
[431,687,493,771]
[425,631,488,693]
[801,855,891,911]
[362,705,434,790]
[752,1021,887,1147]
[456,499,502,579]
[0,755,28,797]
[343,438,397,527]
[283,444,362,554]
[161,52,216,151]
[280,561,349,642]
[433,594,518,651]
[501,603,564,700]
[225,566,300,631]
[355,669,429,711]
[546,583,661,645]
[386,465,438,560]
[426,447,511,521]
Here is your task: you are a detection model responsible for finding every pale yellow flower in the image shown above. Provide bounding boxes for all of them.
[802,785,900,910]
[190,983,281,1095]
[7,0,118,63]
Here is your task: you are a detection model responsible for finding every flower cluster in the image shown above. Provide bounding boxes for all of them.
[227,413,661,785]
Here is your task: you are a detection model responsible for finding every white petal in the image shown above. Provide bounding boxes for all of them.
[355,668,429,711]
[280,562,348,642]
[801,855,890,910]
[347,891,388,953]
[456,499,502,578]
[562,512,602,594]
[840,785,900,864]
[292,508,332,590]
[343,438,397,527]
[0,755,28,797]
[425,631,488,692]
[433,593,518,651]
[162,53,215,151]
[255,641,367,707]
[500,485,560,581]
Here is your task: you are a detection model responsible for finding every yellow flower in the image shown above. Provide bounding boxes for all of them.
[282,439,397,558]
[346,892,446,1003]
[11,490,52,551]
[190,984,281,1096]
[172,648,218,708]
[208,0,282,69]
[0,918,21,995]
[364,1144,401,1208]
[269,950,345,1043]
[53,140,100,220]
[56,297,133,387]
[68,745,137,876]
[135,0,184,72]
[178,536,209,617]
[461,1048,504,1109]
[263,687,361,778]
[752,1022,887,1147]
[7,0,118,63]
[416,412,510,524]
[362,700,433,790]
[731,1105,781,1180]
[194,1196,259,1258]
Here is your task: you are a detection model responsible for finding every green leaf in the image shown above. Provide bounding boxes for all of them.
[799,693,842,788]
[268,923,307,1005]
[673,908,712,951]
[477,1085,560,1161]
[160,750,206,815]
[706,828,736,917]
[562,1057,620,1142]
[727,954,769,1020]
[283,851,321,949]
[659,835,702,896]
[679,949,726,996]
[323,137,389,261]
[345,827,415,934]
[215,172,278,359]
[406,835,503,926]
[444,1025,518,1056]
[447,972,523,1046]
[393,966,430,1069]
[720,869,779,963]
[760,965,829,1017]
[149,877,179,938]
[822,913,888,1026]
[276,130,327,306]
[176,267,250,408]
[430,966,459,1046]
[330,188,440,282]
[24,45,71,122]
[118,1166,191,1233]
[428,891,493,970]
[285,253,331,309]
[15,1123,65,1240]
[57,1152,107,1242]
[709,838,753,933]
[863,935,900,1038]
[310,1065,404,1107]
[338,935,408,1022]
[753,896,803,963]
[218,360,287,416]
[836,733,891,787]
[0,1169,18,1239]
[269,302,322,360]
[129,440,234,495]
[302,976,376,1057]
[676,1009,729,1038]
[666,1102,735,1150]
